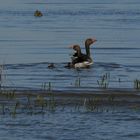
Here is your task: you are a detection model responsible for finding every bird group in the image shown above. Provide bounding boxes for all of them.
[68,38,97,68]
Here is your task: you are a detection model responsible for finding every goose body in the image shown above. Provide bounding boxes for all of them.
[74,60,93,68]
[70,45,93,68]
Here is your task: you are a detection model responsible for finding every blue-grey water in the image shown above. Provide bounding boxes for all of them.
[0,108,140,140]
[0,0,140,91]
[0,0,140,139]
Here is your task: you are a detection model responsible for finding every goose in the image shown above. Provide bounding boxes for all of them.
[71,38,97,68]
[70,45,92,68]
[72,38,97,60]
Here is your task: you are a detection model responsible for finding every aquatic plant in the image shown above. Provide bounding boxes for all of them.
[35,95,47,111]
[75,77,81,87]
[83,96,117,112]
[42,82,47,91]
[134,79,140,89]
[129,104,140,111]
[48,82,52,91]
[11,101,20,117]
[34,93,56,112]
[83,98,100,112]
[5,90,16,99]
[74,70,81,87]
[41,82,52,91]
[118,78,121,83]
[0,90,15,100]
[0,104,5,115]
[47,93,56,111]
[97,73,110,89]
[0,64,4,90]
[108,94,115,103]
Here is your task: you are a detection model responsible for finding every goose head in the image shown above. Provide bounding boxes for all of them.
[85,38,97,47]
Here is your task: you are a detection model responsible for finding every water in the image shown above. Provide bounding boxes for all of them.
[0,0,140,90]
[0,0,140,139]
[0,108,140,140]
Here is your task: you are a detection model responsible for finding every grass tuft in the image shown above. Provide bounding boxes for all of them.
[97,73,110,89]
[134,79,140,89]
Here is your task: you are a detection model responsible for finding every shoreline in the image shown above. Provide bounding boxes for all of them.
[0,89,140,116]
[1,89,140,105]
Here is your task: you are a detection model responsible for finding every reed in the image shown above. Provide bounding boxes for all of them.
[35,95,47,112]
[75,77,81,87]
[108,94,115,103]
[34,93,56,112]
[48,82,52,91]
[41,82,52,91]
[83,97,117,112]
[42,82,47,90]
[130,104,140,111]
[97,73,110,89]
[0,64,4,90]
[83,98,100,112]
[48,93,56,111]
[134,79,140,89]
[11,101,20,117]
[5,90,16,99]
[25,95,34,115]
[1,104,5,115]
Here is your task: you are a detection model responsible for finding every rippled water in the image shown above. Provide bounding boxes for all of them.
[0,0,140,91]
[0,1,140,139]
[0,108,140,140]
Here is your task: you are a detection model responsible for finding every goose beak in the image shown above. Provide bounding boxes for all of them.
[92,38,97,43]
[68,45,74,49]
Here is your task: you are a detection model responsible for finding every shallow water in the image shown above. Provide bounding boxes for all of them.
[0,0,140,139]
[0,107,140,140]
[0,0,140,91]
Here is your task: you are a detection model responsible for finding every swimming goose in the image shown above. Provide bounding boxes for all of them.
[71,38,97,68]
[72,38,97,60]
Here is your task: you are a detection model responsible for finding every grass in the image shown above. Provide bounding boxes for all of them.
[83,98,100,111]
[97,73,110,89]
[134,79,140,90]
[75,77,81,87]
[0,93,57,116]
[42,82,52,91]
[0,63,139,116]
[82,96,117,112]
[11,101,20,117]
[0,64,4,90]
[0,90,139,116]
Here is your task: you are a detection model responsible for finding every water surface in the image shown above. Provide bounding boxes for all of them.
[0,107,140,140]
[0,0,140,139]
[0,0,140,90]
